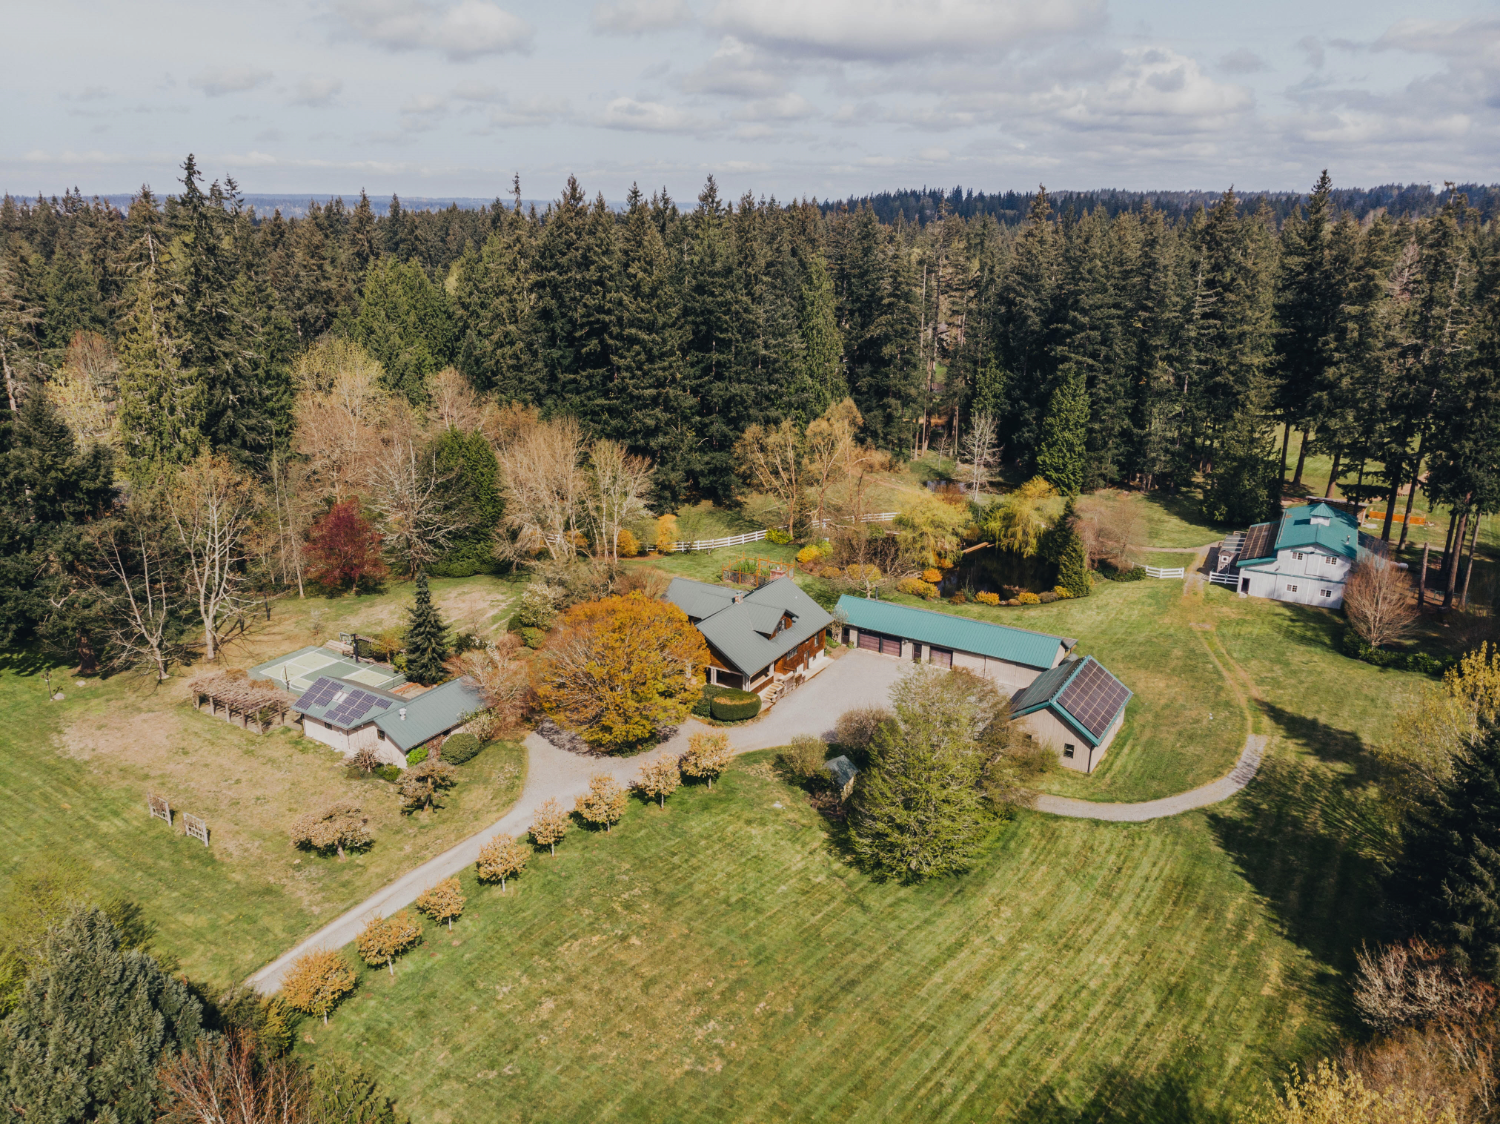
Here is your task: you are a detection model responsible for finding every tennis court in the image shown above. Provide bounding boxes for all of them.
[249,645,406,694]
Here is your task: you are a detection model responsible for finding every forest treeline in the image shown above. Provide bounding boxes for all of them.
[2,159,1498,575]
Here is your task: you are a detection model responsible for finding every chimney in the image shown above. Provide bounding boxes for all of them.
[399,707,407,721]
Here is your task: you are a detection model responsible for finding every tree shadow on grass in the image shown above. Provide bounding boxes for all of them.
[1014,1054,1237,1124]
[0,646,63,678]
[1205,702,1396,1029]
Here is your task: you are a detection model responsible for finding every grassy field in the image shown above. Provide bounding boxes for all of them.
[0,574,528,989]
[300,741,1381,1124]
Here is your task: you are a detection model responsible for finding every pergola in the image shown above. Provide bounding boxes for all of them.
[189,672,295,733]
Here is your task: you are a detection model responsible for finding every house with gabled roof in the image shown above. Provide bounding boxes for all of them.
[288,674,483,769]
[664,575,834,694]
[835,595,1076,690]
[1227,501,1386,609]
[1008,656,1133,773]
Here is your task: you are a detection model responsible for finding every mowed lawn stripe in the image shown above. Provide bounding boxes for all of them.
[302,762,1351,1123]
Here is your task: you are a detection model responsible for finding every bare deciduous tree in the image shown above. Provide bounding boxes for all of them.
[291,338,391,502]
[428,367,485,432]
[1074,493,1147,570]
[962,412,999,495]
[496,416,587,561]
[367,436,462,578]
[157,1030,309,1124]
[1347,556,1418,649]
[583,438,652,565]
[1353,939,1496,1033]
[49,331,117,446]
[88,509,190,681]
[446,637,531,734]
[735,418,804,534]
[166,454,261,662]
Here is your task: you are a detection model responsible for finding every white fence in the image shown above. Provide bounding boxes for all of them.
[1143,565,1186,579]
[668,530,767,553]
[808,512,898,530]
[1208,571,1239,588]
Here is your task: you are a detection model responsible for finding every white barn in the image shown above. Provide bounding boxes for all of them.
[1229,502,1385,610]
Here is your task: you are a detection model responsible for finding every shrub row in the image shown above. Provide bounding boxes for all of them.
[1340,630,1449,675]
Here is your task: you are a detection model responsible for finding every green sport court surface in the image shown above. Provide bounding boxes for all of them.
[249,646,407,695]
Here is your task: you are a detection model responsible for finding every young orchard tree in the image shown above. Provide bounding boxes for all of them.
[1345,556,1418,649]
[476,834,530,890]
[289,803,372,860]
[398,757,458,812]
[166,453,261,661]
[680,731,733,788]
[529,797,570,855]
[415,877,466,931]
[280,948,357,1025]
[356,911,422,977]
[575,773,627,831]
[636,755,682,808]
[534,593,709,751]
[305,499,387,593]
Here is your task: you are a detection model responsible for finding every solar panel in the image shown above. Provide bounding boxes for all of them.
[293,676,338,711]
[1056,659,1131,738]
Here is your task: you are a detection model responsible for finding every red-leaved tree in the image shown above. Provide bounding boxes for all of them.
[306,500,387,593]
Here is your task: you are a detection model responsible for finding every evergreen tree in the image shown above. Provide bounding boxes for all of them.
[453,198,541,400]
[403,572,450,685]
[42,248,107,354]
[1035,364,1087,495]
[793,250,844,420]
[0,907,202,1124]
[1203,378,1280,525]
[114,269,203,475]
[428,429,503,577]
[351,257,454,404]
[1399,724,1500,981]
[987,187,1061,461]
[1040,500,1091,597]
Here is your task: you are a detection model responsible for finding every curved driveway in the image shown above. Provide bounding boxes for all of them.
[247,650,1260,993]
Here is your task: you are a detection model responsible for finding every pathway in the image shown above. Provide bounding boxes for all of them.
[247,651,1264,992]
[1033,734,1267,822]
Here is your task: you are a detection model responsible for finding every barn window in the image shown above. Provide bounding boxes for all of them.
[1292,551,1305,560]
[1321,589,1333,597]
[1062,744,1076,759]
[1286,584,1298,593]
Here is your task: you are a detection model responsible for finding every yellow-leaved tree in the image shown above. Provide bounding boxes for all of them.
[415,877,466,930]
[355,911,422,977]
[280,949,356,1025]
[680,731,733,788]
[534,592,709,750]
[636,756,682,808]
[529,798,571,856]
[984,478,1056,557]
[476,834,530,891]
[575,773,627,831]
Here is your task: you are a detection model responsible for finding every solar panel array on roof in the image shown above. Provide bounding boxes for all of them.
[294,676,340,711]
[325,688,392,728]
[1056,659,1131,738]
[1237,518,1280,564]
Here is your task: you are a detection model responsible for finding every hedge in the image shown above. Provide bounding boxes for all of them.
[441,732,482,765]
[1340,629,1449,675]
[406,746,428,766]
[710,689,761,722]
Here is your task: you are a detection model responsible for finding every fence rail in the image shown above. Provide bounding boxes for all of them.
[808,512,898,530]
[1208,571,1240,587]
[1144,565,1186,579]
[669,530,767,553]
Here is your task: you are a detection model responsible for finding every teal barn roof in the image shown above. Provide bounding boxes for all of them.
[836,596,1074,670]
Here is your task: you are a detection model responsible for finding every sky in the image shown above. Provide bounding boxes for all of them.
[4,0,1498,205]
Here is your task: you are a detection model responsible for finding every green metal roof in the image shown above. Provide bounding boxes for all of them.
[1274,502,1362,560]
[373,677,485,753]
[667,576,833,678]
[837,596,1073,670]
[1008,655,1132,748]
[1009,659,1082,714]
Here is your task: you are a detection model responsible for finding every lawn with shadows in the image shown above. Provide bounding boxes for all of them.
[299,751,1366,1124]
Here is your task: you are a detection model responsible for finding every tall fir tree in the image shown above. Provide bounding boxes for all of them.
[404,571,450,685]
[1203,377,1280,525]
[114,267,203,475]
[1035,365,1087,495]
[351,257,454,404]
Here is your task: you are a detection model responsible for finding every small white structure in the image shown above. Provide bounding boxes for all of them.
[1226,502,1384,609]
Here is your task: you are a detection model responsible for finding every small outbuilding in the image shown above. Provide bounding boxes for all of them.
[1007,656,1132,773]
[824,755,859,800]
[290,674,483,769]
[835,595,1076,691]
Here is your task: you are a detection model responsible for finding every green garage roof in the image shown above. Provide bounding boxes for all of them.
[836,596,1074,670]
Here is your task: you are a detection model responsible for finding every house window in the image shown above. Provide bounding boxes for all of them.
[1292,551,1305,560]
[1326,555,1340,565]
[377,729,386,740]
[1321,589,1333,597]
[1062,744,1076,759]
[1286,584,1298,593]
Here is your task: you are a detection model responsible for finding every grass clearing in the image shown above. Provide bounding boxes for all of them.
[0,574,526,990]
[301,746,1375,1123]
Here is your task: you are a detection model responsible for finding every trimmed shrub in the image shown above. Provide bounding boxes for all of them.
[1403,652,1444,676]
[406,745,428,766]
[616,528,639,558]
[767,529,793,544]
[519,627,544,649]
[1053,586,1074,600]
[921,568,943,584]
[1112,565,1147,582]
[1038,591,1058,604]
[896,576,938,599]
[796,544,823,565]
[819,565,844,579]
[692,683,734,718]
[1005,598,1020,606]
[441,732,482,765]
[710,689,761,722]
[976,591,1000,606]
[376,764,401,783]
[950,591,967,604]
[1018,591,1041,605]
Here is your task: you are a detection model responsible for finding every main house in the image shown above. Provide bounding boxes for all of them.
[665,576,834,694]
[1224,501,1385,609]
[835,595,1076,691]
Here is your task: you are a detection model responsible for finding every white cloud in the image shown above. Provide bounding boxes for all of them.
[292,77,343,106]
[402,93,447,115]
[334,0,533,61]
[734,92,815,121]
[1219,48,1266,74]
[711,0,1103,62]
[452,80,502,101]
[1297,36,1325,69]
[592,0,692,36]
[486,96,569,127]
[681,36,795,96]
[918,146,949,160]
[189,67,273,96]
[599,96,709,133]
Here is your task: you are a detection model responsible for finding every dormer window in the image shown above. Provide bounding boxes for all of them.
[1311,515,1331,526]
